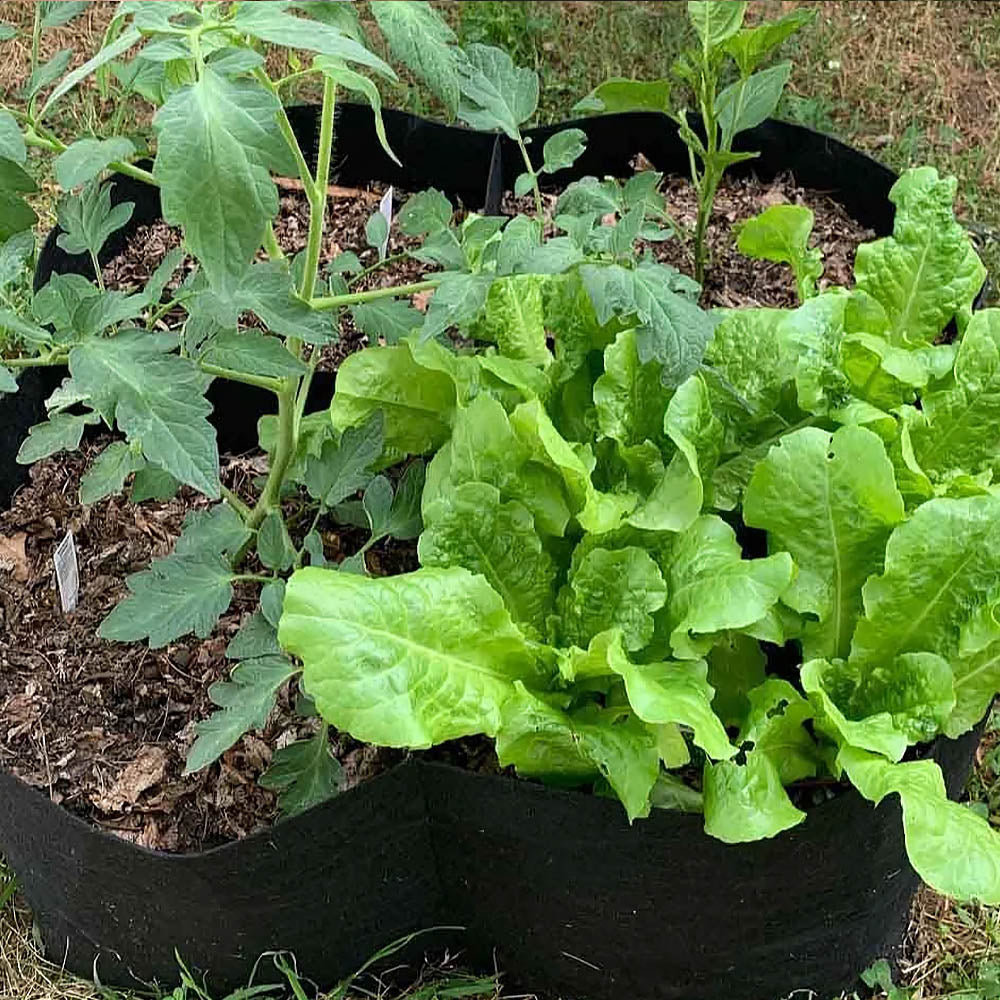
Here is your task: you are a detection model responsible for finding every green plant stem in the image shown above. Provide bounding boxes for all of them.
[348,252,410,289]
[293,357,317,438]
[310,279,440,312]
[299,76,337,302]
[255,68,314,192]
[234,574,276,586]
[516,136,544,217]
[90,251,105,292]
[248,382,297,530]
[264,225,285,261]
[3,354,68,368]
[30,4,42,79]
[199,363,284,394]
[222,486,252,522]
[23,130,158,187]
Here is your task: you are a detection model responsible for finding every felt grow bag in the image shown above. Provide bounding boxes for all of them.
[0,109,983,1000]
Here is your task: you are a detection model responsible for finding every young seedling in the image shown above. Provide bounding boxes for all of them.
[576,1,814,284]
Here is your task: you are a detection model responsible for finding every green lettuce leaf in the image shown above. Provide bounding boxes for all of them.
[629,373,723,533]
[703,750,805,843]
[557,545,667,652]
[419,482,556,639]
[743,425,904,660]
[664,515,795,659]
[496,683,659,822]
[279,566,546,747]
[841,746,1000,904]
[739,678,818,784]
[854,167,985,346]
[908,309,1000,483]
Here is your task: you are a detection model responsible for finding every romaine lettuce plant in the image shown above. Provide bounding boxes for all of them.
[280,165,1000,905]
[576,0,814,285]
[0,3,714,816]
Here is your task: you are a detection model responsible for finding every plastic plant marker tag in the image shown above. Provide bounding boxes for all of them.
[378,186,393,261]
[54,531,79,613]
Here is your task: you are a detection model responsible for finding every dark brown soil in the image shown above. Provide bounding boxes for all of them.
[4,168,878,854]
[0,439,427,852]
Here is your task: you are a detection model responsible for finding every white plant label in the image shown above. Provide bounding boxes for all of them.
[54,531,79,614]
[378,186,393,260]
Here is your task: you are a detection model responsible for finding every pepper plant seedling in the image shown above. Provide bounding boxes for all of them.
[576,1,814,284]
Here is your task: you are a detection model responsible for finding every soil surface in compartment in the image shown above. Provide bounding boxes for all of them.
[1,168,874,853]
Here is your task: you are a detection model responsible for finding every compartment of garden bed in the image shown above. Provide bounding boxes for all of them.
[0,107,984,1000]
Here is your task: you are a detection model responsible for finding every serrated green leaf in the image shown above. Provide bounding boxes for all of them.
[514,171,535,199]
[16,411,98,464]
[365,208,389,250]
[69,330,220,497]
[420,272,493,341]
[582,261,716,389]
[200,329,308,378]
[54,137,137,190]
[227,611,282,661]
[304,412,383,507]
[23,49,71,101]
[542,128,587,174]
[41,26,142,120]
[743,426,904,660]
[457,43,538,140]
[370,1,459,110]
[131,466,179,503]
[0,24,17,42]
[397,188,453,237]
[153,70,290,295]
[174,504,249,560]
[260,726,344,818]
[56,182,135,258]
[351,298,420,344]
[261,580,286,628]
[185,657,299,774]
[841,746,1000,903]
[80,441,145,505]
[40,1,93,29]
[363,461,425,541]
[100,551,236,649]
[573,78,671,115]
[280,566,544,747]
[855,167,985,346]
[258,511,296,572]
[419,481,556,638]
[0,306,50,348]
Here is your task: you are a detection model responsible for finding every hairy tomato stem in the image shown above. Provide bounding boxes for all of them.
[299,75,337,302]
[309,278,440,312]
[248,381,297,530]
